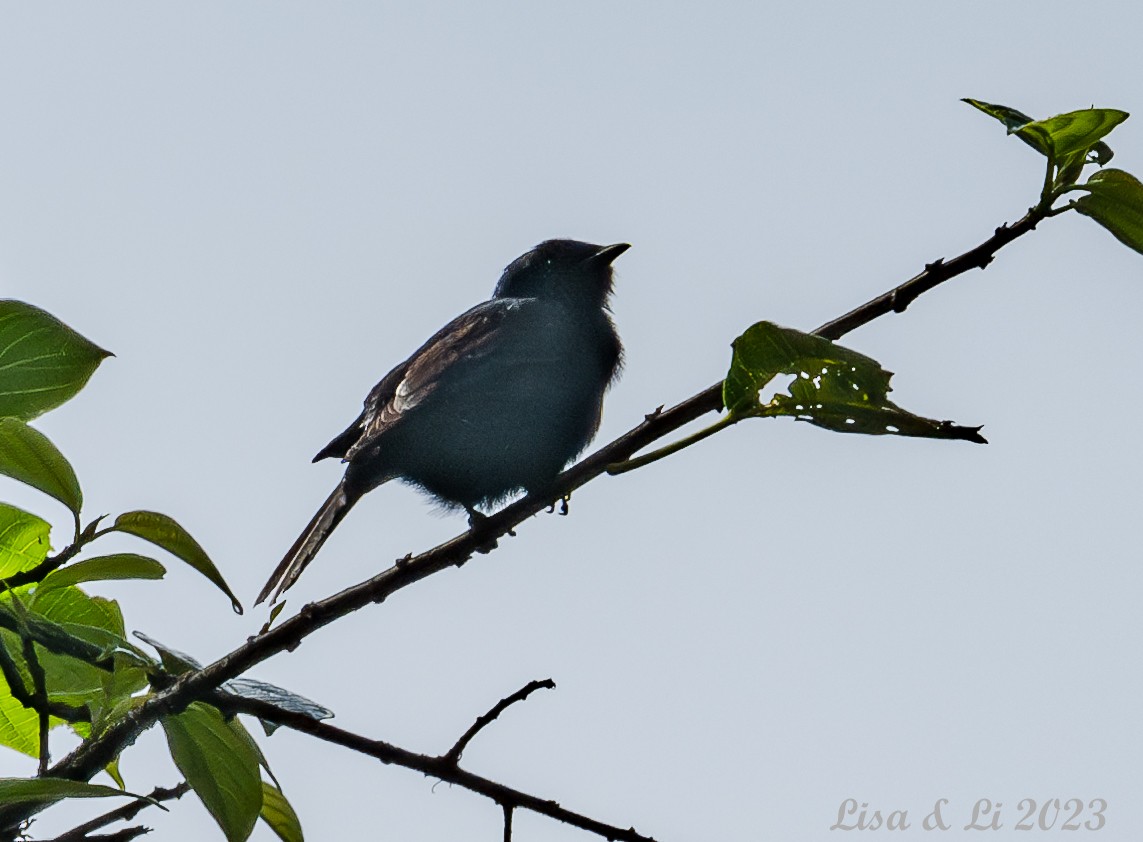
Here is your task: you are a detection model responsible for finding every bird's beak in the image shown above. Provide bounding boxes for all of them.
[588,243,631,265]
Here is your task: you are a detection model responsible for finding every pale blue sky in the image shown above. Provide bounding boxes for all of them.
[1,3,1140,840]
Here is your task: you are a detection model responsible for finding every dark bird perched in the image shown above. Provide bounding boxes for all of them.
[256,239,629,605]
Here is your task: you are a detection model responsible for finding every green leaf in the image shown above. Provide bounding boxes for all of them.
[162,702,262,842]
[40,554,166,592]
[1074,168,1143,255]
[0,686,41,757]
[0,587,149,716]
[0,419,82,518]
[724,322,986,443]
[962,99,1126,166]
[962,98,1037,133]
[104,755,126,789]
[0,505,51,579]
[133,630,202,674]
[0,777,155,807]
[962,98,1048,155]
[261,782,304,842]
[1023,108,1128,160]
[18,593,118,708]
[0,300,112,421]
[112,511,242,614]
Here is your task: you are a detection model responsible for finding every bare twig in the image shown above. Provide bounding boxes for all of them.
[45,826,151,842]
[446,679,555,763]
[40,783,189,842]
[503,804,514,842]
[22,637,51,774]
[216,693,660,842]
[813,208,1043,340]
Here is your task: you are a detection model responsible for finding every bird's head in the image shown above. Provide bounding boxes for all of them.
[493,239,630,305]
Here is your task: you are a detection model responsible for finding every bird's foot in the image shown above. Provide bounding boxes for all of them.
[546,493,571,516]
[466,507,500,554]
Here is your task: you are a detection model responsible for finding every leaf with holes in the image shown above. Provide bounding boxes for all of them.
[724,322,986,442]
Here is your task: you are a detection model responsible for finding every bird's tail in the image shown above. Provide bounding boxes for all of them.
[256,481,359,606]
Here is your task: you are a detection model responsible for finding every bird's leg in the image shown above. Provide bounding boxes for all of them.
[546,493,571,516]
[466,506,500,554]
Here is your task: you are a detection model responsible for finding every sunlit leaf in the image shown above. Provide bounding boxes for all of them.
[112,511,242,614]
[724,322,986,442]
[0,505,50,580]
[162,702,262,842]
[2,587,149,712]
[0,419,82,518]
[963,99,1126,166]
[0,684,41,757]
[1023,108,1128,159]
[0,300,112,420]
[260,782,304,842]
[962,98,1048,155]
[1074,168,1143,254]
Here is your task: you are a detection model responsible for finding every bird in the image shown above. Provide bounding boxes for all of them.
[256,239,629,605]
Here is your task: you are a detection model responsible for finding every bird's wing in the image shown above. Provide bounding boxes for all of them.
[333,299,526,462]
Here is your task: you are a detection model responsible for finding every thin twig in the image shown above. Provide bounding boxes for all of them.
[0,605,114,672]
[0,202,1051,834]
[44,825,151,842]
[22,637,51,774]
[216,693,660,842]
[813,207,1043,341]
[0,517,107,590]
[40,783,189,842]
[503,804,513,842]
[446,679,555,764]
[0,636,88,722]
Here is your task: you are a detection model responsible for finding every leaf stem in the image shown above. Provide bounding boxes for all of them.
[607,414,736,475]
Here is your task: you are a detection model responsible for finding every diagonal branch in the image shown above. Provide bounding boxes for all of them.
[445,678,555,763]
[216,693,660,842]
[0,202,1050,833]
[39,783,190,842]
